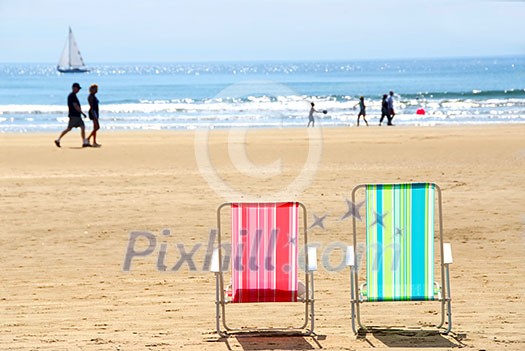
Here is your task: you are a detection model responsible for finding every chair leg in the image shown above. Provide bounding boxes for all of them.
[349,267,359,334]
[214,272,222,335]
[350,266,366,335]
[444,300,453,334]
[308,271,315,335]
[444,264,453,334]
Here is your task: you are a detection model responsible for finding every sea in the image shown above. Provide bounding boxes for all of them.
[0,56,524,132]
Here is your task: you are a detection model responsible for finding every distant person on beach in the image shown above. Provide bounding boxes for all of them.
[354,96,368,126]
[87,84,101,147]
[307,102,319,127]
[387,90,395,125]
[379,94,389,126]
[54,83,90,148]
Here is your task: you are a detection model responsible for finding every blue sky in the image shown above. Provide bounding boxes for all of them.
[1,0,524,63]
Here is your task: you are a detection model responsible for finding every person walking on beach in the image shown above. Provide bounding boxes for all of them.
[55,83,90,148]
[354,96,368,126]
[387,90,395,125]
[379,94,389,126]
[87,84,101,147]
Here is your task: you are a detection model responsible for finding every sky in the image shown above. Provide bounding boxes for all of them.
[1,0,524,63]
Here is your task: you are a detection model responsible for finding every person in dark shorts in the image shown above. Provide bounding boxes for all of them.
[379,94,389,126]
[387,90,395,125]
[87,84,101,147]
[354,96,368,126]
[55,83,90,147]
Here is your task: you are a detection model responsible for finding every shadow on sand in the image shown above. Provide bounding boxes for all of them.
[361,329,466,348]
[234,335,323,350]
[211,334,324,351]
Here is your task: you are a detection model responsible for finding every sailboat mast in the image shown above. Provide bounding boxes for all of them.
[68,27,73,69]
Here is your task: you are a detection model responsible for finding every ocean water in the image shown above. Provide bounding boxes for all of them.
[0,56,524,132]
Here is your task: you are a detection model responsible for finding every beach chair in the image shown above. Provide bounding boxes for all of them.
[346,183,453,334]
[211,202,316,336]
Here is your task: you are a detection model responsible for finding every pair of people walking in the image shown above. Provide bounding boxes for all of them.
[55,82,101,148]
[379,91,395,126]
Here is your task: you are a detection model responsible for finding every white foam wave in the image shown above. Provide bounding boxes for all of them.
[1,95,524,115]
[1,95,524,132]
[0,104,66,114]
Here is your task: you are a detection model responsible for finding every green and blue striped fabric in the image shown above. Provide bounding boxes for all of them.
[365,183,435,301]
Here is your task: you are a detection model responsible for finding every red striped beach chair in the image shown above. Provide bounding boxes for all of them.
[346,183,453,334]
[211,202,316,335]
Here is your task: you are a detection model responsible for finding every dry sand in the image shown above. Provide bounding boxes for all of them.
[0,124,524,350]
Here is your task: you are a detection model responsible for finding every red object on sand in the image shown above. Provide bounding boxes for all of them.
[416,108,426,115]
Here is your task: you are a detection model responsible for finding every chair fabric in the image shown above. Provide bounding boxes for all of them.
[230,202,299,303]
[365,183,435,301]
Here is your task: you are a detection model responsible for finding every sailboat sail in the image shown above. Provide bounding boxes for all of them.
[57,27,88,73]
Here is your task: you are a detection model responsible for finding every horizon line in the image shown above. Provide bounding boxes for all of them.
[1,53,525,65]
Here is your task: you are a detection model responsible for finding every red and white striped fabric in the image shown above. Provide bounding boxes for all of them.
[230,202,299,303]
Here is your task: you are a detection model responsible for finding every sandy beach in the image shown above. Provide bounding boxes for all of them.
[0,124,524,350]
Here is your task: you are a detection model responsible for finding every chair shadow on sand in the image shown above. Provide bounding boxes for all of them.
[361,329,466,348]
[219,335,324,350]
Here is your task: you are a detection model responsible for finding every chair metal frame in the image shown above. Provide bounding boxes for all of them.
[212,202,316,336]
[347,183,453,334]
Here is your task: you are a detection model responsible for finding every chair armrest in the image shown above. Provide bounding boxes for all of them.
[307,246,318,271]
[346,246,355,267]
[210,248,220,272]
[443,243,453,264]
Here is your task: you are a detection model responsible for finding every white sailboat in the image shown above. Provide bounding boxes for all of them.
[57,27,89,73]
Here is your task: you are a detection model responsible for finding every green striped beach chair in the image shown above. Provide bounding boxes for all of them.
[346,183,453,334]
